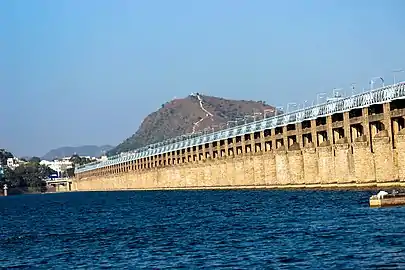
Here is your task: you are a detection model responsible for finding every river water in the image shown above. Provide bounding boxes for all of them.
[1,190,404,269]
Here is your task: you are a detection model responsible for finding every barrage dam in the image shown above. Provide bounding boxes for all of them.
[73,81,405,191]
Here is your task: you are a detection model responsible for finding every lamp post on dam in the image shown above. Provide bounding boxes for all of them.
[72,74,405,192]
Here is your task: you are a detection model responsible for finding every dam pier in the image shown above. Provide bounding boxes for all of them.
[74,82,405,191]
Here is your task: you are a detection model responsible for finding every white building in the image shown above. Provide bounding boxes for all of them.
[40,159,73,177]
[97,155,108,162]
[6,157,21,170]
[39,155,106,177]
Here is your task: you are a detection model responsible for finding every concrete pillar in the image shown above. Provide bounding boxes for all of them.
[295,123,303,148]
[343,112,351,142]
[224,139,229,157]
[373,130,395,183]
[250,133,255,153]
[275,146,289,185]
[232,137,237,156]
[282,126,288,147]
[397,130,405,181]
[370,123,378,138]
[326,116,333,144]
[260,131,265,152]
[189,147,194,162]
[393,118,403,149]
[271,129,276,151]
[334,141,353,184]
[208,143,214,159]
[302,145,318,184]
[383,102,393,148]
[362,107,371,149]
[179,151,183,163]
[288,143,304,184]
[263,151,276,185]
[310,119,318,147]
[318,144,335,184]
[201,144,206,160]
[353,138,375,184]
[241,136,246,154]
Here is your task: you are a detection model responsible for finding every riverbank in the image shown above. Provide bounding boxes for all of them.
[0,187,46,196]
[71,179,405,193]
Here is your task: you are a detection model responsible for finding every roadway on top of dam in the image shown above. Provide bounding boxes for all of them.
[76,82,405,173]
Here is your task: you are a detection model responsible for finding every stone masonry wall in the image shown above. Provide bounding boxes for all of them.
[73,104,405,191]
[73,133,404,191]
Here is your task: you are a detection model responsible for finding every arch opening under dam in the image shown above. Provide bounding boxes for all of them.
[73,83,405,191]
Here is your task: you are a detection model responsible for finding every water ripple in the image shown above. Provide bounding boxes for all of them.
[1,190,405,269]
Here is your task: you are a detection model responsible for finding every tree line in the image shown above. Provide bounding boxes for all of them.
[0,149,93,194]
[0,149,56,193]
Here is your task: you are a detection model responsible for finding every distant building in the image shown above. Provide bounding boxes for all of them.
[39,155,106,178]
[97,155,108,162]
[40,159,73,178]
[6,157,21,170]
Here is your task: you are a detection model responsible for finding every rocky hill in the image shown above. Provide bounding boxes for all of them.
[41,145,114,161]
[108,94,277,155]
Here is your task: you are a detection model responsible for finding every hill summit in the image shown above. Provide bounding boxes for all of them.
[109,94,277,155]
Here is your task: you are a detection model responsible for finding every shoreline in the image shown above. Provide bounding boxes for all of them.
[70,181,405,193]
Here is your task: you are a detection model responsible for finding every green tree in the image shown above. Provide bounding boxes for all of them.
[0,149,59,194]
[1,163,55,193]
[0,149,13,166]
[66,167,75,178]
[69,154,92,166]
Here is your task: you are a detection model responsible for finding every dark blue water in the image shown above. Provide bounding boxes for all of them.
[1,190,404,269]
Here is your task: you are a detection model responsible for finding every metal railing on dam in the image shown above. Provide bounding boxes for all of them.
[75,82,405,174]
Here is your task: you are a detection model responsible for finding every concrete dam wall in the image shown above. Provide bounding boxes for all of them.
[74,85,405,191]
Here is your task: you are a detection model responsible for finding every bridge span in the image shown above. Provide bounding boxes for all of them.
[74,81,405,191]
[46,178,72,192]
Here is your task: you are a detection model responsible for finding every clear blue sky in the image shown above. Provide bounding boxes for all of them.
[1,0,405,157]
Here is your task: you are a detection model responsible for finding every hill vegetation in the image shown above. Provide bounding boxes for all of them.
[109,94,276,155]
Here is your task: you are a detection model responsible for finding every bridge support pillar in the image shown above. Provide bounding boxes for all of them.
[343,112,352,144]
[271,130,276,151]
[362,107,371,150]
[208,142,214,159]
[232,137,237,156]
[282,126,288,148]
[190,146,194,162]
[241,136,246,155]
[397,130,405,181]
[373,130,395,182]
[295,122,303,148]
[310,119,318,147]
[250,133,255,153]
[383,102,393,149]
[260,131,265,152]
[326,115,333,144]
